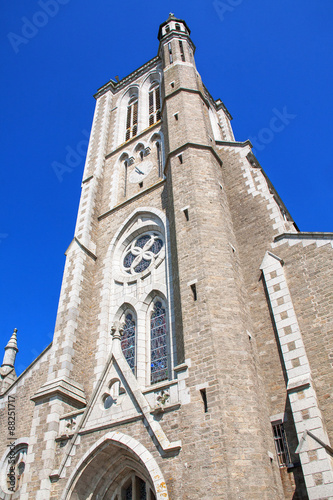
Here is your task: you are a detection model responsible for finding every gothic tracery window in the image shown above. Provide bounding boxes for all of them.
[113,216,172,388]
[126,95,138,141]
[150,300,168,384]
[123,233,164,275]
[121,312,136,374]
[149,83,161,126]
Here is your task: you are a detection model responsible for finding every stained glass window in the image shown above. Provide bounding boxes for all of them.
[136,477,147,500]
[134,258,151,274]
[136,235,151,248]
[151,238,163,254]
[125,483,132,500]
[122,233,164,275]
[121,313,136,374]
[123,252,135,269]
[119,476,153,500]
[151,301,168,384]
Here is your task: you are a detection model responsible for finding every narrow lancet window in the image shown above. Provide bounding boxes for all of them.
[272,422,291,467]
[125,95,138,141]
[124,159,128,196]
[168,42,173,64]
[179,40,185,62]
[150,301,168,384]
[156,142,162,177]
[121,312,136,374]
[149,83,161,126]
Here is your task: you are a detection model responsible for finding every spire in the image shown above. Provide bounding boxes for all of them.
[2,328,18,368]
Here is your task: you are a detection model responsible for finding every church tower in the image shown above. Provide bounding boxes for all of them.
[1,14,333,500]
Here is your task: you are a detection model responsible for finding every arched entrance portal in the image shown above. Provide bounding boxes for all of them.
[62,431,169,500]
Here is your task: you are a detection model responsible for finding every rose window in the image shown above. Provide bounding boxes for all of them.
[123,233,164,274]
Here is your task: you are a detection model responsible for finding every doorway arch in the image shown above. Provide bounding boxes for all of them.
[62,431,169,500]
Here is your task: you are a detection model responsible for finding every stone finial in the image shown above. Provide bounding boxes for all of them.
[168,12,175,19]
[2,328,18,368]
[110,322,124,341]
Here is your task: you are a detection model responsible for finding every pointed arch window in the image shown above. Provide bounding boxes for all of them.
[156,142,162,177]
[124,159,128,196]
[149,83,161,126]
[150,300,168,384]
[1,444,27,494]
[121,312,136,374]
[118,474,156,500]
[179,40,185,62]
[126,95,138,141]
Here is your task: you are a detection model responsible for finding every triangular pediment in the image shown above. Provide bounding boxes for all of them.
[58,328,181,463]
[83,356,143,432]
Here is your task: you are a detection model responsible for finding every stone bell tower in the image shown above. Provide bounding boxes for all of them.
[1,13,333,500]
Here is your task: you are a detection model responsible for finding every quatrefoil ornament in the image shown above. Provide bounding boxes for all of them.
[122,233,164,275]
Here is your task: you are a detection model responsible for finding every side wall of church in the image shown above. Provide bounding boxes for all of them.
[218,145,307,497]
[219,143,333,498]
[272,239,333,439]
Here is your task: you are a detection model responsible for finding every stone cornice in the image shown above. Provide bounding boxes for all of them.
[74,237,97,261]
[201,84,232,120]
[98,179,166,221]
[31,376,86,407]
[158,31,196,56]
[215,98,233,120]
[274,232,333,243]
[161,86,210,115]
[105,121,161,159]
[246,150,297,229]
[164,142,223,176]
[216,139,252,148]
[94,56,160,99]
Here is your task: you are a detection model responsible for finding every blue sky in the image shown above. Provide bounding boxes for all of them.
[1,0,332,375]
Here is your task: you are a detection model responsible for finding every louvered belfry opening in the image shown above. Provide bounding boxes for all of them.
[126,95,138,141]
[149,83,161,126]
